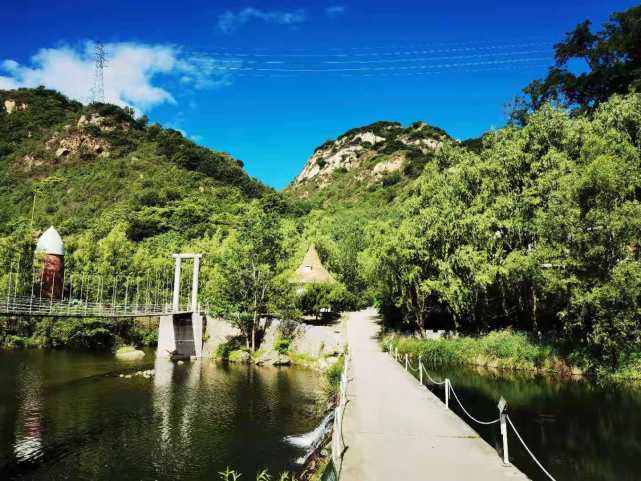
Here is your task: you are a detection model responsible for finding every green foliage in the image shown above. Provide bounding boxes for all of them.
[295,282,352,318]
[511,4,641,123]
[364,94,641,370]
[323,355,344,403]
[207,202,295,351]
[217,467,291,481]
[382,332,565,372]
[381,171,401,187]
[273,336,291,354]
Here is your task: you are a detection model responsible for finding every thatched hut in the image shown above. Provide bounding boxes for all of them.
[291,245,334,287]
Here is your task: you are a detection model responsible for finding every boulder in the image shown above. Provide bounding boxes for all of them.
[272,354,292,366]
[115,346,145,360]
[56,147,70,157]
[201,316,242,357]
[4,99,16,114]
[229,350,251,363]
[254,349,291,366]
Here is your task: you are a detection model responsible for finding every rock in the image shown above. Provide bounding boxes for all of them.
[254,350,291,366]
[78,113,107,129]
[115,347,145,360]
[4,99,16,114]
[201,316,243,357]
[48,130,110,159]
[177,360,185,365]
[228,350,251,363]
[119,374,125,378]
[372,158,404,177]
[272,354,292,366]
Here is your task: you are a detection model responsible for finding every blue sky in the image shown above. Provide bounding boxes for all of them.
[1,0,638,188]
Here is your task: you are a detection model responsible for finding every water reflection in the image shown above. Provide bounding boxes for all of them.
[152,357,174,453]
[0,350,321,481]
[419,364,641,481]
[14,363,43,463]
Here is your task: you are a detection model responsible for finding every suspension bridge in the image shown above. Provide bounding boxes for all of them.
[1,254,201,318]
[1,230,206,359]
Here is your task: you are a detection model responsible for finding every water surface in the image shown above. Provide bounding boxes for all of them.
[420,364,641,481]
[0,349,322,480]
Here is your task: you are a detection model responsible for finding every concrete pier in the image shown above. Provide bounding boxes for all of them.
[157,312,204,359]
[340,309,529,481]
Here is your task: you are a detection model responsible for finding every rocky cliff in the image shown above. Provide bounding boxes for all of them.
[294,121,449,185]
[287,120,452,206]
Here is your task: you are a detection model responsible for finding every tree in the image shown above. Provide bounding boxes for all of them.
[210,203,288,351]
[510,5,641,123]
[295,282,351,319]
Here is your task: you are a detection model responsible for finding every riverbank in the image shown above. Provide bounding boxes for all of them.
[0,316,157,351]
[205,315,345,372]
[382,330,641,382]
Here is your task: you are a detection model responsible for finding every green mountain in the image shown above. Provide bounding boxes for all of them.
[0,87,268,244]
[286,120,451,208]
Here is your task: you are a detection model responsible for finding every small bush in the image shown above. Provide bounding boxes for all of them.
[381,171,401,186]
[273,336,291,354]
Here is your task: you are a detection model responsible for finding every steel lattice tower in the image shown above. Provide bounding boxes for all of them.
[92,42,106,103]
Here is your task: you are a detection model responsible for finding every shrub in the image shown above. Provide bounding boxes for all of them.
[273,336,291,354]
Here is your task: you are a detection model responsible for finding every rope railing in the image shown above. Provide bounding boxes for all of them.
[420,362,447,386]
[448,382,500,425]
[386,343,558,481]
[507,415,558,481]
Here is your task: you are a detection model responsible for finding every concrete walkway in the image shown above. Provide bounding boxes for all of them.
[340,308,529,481]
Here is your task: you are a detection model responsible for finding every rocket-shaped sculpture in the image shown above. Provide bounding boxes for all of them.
[35,226,64,300]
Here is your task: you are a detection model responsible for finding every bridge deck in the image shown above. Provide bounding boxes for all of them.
[0,296,193,318]
[341,309,529,481]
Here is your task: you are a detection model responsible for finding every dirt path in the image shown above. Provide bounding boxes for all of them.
[340,308,529,481]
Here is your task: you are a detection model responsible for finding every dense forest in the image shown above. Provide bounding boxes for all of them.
[1,4,640,375]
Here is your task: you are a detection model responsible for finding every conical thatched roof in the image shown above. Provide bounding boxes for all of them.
[291,245,334,284]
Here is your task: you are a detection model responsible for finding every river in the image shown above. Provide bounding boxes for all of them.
[0,350,323,481]
[420,364,641,481]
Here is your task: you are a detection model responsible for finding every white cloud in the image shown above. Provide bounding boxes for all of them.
[217,7,306,33]
[0,42,236,112]
[325,5,345,17]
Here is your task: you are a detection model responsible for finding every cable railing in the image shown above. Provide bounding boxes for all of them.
[0,294,192,317]
[387,344,558,481]
[331,349,350,478]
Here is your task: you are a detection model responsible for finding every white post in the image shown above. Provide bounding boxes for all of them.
[500,413,509,465]
[419,355,423,384]
[405,353,408,370]
[498,397,509,465]
[190,255,201,312]
[445,379,450,409]
[172,255,181,312]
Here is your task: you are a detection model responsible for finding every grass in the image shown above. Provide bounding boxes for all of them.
[383,330,641,383]
[382,330,581,375]
[322,355,344,405]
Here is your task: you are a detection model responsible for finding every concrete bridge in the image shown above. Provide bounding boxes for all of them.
[339,309,531,481]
